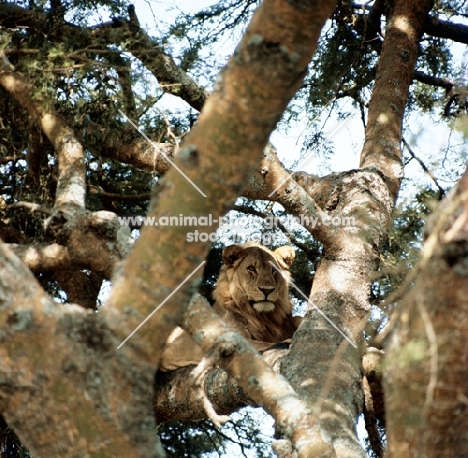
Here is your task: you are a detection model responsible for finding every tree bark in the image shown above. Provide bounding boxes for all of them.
[385,165,468,457]
[0,243,164,457]
[274,0,434,456]
[0,56,86,213]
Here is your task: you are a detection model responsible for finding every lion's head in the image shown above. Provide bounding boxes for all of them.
[212,243,297,342]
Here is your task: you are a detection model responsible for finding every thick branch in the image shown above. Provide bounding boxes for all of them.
[9,201,52,215]
[413,70,454,91]
[102,130,176,172]
[9,211,132,278]
[0,242,163,457]
[0,54,86,212]
[54,270,103,310]
[8,243,73,272]
[425,15,468,45]
[155,366,250,423]
[385,165,468,457]
[359,0,435,199]
[171,294,333,456]
[243,145,334,245]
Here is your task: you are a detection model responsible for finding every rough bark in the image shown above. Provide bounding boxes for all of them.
[0,243,164,457]
[101,132,176,173]
[385,165,468,457]
[54,270,103,310]
[155,367,250,423]
[8,211,133,279]
[360,0,434,197]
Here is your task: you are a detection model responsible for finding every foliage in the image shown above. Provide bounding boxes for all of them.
[0,416,30,458]
[159,407,273,458]
[0,0,467,456]
[366,188,440,339]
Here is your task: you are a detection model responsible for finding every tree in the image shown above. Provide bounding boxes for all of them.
[0,0,467,457]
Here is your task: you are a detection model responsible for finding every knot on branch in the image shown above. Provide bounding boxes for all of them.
[44,210,73,243]
[86,211,121,241]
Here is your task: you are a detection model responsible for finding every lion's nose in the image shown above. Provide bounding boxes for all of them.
[259,287,274,298]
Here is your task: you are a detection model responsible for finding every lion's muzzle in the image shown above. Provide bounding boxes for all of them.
[251,301,276,313]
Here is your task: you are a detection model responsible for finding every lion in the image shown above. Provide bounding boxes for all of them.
[159,243,301,372]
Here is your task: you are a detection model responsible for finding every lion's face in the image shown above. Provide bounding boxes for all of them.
[217,243,295,314]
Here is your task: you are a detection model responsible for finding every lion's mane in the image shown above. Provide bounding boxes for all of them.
[212,243,297,343]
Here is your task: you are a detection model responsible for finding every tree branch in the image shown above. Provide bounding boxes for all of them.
[359,0,434,199]
[88,185,151,202]
[0,53,86,212]
[385,165,468,456]
[425,15,468,45]
[93,6,209,112]
[155,367,250,423]
[0,3,208,112]
[101,130,176,172]
[8,211,132,279]
[402,137,446,198]
[158,294,334,455]
[413,70,454,91]
[8,201,52,215]
[232,203,315,256]
[243,145,336,246]
[0,242,164,457]
[8,243,72,272]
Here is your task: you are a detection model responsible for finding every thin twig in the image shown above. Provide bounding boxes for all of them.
[402,137,446,198]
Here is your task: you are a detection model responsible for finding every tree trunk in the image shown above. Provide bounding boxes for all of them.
[278,0,434,455]
[385,166,468,457]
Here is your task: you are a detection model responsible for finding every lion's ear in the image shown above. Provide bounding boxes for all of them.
[222,245,247,267]
[274,246,295,267]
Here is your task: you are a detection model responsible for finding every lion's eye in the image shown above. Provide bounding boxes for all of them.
[247,265,256,273]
